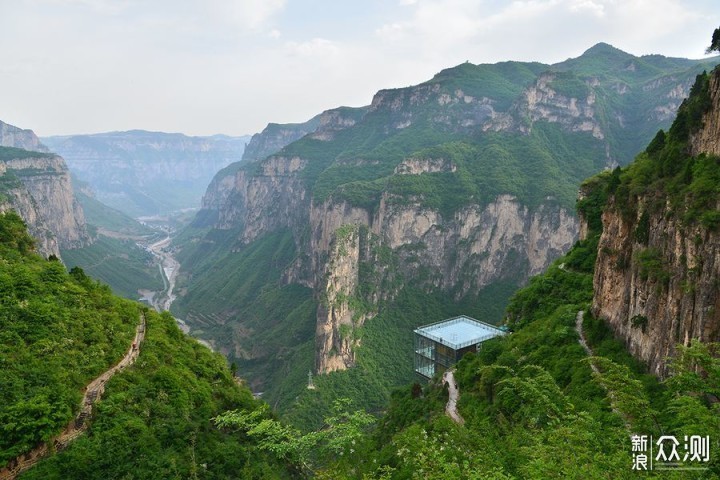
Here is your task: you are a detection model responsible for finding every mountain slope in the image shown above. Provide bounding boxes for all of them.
[0,212,290,478]
[175,45,719,425]
[329,62,720,478]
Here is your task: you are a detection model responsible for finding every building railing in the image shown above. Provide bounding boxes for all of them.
[413,315,506,350]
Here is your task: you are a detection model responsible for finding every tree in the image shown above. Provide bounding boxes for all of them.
[707,27,720,54]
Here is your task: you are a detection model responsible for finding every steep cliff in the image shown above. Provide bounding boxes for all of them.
[0,120,50,153]
[43,130,250,216]
[0,146,89,257]
[592,67,720,376]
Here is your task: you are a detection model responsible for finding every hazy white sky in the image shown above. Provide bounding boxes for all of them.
[1,0,718,137]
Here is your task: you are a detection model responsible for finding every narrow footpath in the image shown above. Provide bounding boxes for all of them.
[0,316,147,480]
[442,369,465,425]
[575,310,631,430]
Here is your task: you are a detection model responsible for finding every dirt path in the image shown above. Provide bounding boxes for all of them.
[0,316,147,480]
[442,369,465,425]
[575,310,631,429]
[575,311,599,374]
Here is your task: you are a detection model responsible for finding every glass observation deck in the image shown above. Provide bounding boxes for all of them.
[413,315,507,380]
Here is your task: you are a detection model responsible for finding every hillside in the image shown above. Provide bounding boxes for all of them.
[212,62,720,477]
[339,63,720,478]
[43,131,251,217]
[173,44,719,425]
[0,211,290,478]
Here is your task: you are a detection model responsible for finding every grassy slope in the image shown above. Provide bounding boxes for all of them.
[74,188,155,237]
[61,236,163,300]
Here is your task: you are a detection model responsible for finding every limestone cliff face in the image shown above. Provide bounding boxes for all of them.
[202,156,310,242]
[315,225,373,373]
[690,71,720,157]
[520,73,604,139]
[0,121,50,153]
[0,153,89,256]
[592,197,720,377]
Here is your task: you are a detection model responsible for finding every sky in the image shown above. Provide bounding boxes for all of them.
[1,0,718,137]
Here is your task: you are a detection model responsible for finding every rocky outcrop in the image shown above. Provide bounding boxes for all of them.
[315,225,372,373]
[592,198,720,377]
[0,151,89,257]
[242,117,321,163]
[309,107,369,141]
[0,121,50,153]
[519,73,604,139]
[690,71,720,156]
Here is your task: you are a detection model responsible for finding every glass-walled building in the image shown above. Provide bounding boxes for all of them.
[414,315,507,380]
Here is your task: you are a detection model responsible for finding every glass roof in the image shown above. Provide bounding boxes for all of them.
[414,315,506,350]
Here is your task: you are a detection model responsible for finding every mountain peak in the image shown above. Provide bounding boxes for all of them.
[581,42,632,58]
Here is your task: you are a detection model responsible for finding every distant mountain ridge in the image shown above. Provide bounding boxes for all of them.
[43,130,251,217]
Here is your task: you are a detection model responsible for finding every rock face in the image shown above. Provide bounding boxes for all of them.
[592,68,720,377]
[0,120,50,153]
[0,150,89,257]
[310,195,576,372]
[592,198,720,377]
[690,71,720,157]
[242,117,321,163]
[201,153,577,373]
[42,131,250,217]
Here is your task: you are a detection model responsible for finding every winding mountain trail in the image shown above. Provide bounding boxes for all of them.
[575,311,599,374]
[0,316,147,480]
[575,310,632,430]
[442,369,465,425]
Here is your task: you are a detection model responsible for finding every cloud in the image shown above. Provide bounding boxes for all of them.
[215,0,287,30]
[2,0,718,137]
[284,38,341,57]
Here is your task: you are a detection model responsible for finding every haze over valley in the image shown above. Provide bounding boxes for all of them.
[1,2,720,478]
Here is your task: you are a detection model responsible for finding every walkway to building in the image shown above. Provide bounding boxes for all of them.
[442,369,465,425]
[0,315,147,480]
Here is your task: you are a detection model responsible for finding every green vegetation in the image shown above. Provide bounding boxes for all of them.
[0,211,139,464]
[0,210,289,478]
[61,236,163,299]
[20,311,289,479]
[172,228,318,411]
[73,185,156,237]
[0,146,55,162]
